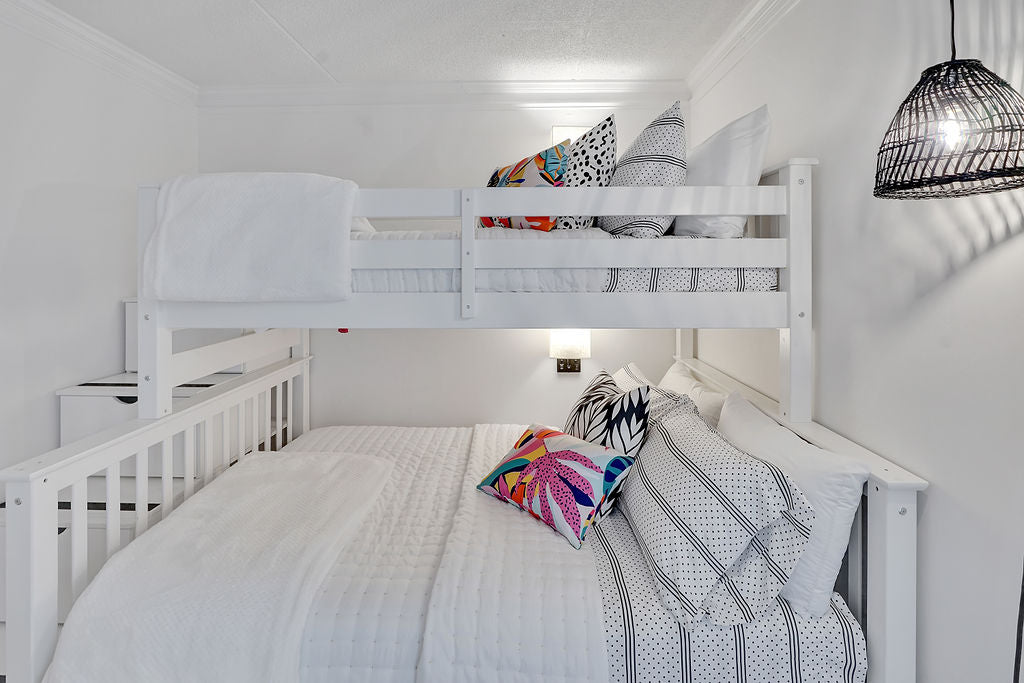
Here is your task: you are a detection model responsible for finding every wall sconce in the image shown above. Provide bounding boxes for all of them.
[549,329,591,373]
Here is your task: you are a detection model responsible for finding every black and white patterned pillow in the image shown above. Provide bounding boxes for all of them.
[619,401,814,628]
[557,115,617,230]
[611,361,688,425]
[564,371,649,458]
[597,101,687,238]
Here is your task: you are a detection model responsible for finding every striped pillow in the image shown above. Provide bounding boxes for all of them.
[619,401,815,628]
[597,101,687,238]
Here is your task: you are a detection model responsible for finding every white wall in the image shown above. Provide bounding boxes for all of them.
[690,1,1024,680]
[198,101,683,427]
[0,12,198,469]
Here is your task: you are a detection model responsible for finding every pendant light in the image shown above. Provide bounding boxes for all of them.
[874,0,1024,198]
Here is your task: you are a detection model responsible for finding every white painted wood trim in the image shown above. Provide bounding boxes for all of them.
[4,480,59,683]
[1,358,308,488]
[0,0,197,106]
[777,162,814,422]
[169,328,301,387]
[351,237,789,270]
[687,0,802,101]
[355,186,787,218]
[156,293,789,330]
[197,79,690,110]
[460,190,476,319]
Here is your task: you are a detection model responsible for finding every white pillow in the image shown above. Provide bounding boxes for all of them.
[657,360,726,427]
[674,105,771,238]
[352,216,376,233]
[716,392,871,617]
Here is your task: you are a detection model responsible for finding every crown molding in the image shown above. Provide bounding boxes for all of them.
[198,79,691,110]
[0,0,197,106]
[687,0,801,102]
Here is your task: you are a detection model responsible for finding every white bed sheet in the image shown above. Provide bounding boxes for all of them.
[352,229,778,293]
[283,425,474,683]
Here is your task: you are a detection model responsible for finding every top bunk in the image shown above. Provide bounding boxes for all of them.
[138,158,817,332]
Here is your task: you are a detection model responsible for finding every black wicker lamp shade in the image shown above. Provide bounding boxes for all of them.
[874,1,1024,199]
[875,60,1024,198]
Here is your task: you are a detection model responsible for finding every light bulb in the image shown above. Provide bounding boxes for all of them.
[940,118,962,149]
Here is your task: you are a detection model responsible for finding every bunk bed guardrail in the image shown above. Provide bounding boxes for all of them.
[137,158,817,421]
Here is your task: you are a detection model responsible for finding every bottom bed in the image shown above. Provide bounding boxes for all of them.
[46,424,866,683]
[290,425,865,683]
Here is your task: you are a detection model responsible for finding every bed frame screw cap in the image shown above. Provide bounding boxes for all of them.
[143,314,150,321]
[14,498,21,506]
[144,375,151,382]
[898,507,907,515]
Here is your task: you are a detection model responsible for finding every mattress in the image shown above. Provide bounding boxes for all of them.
[283,425,474,683]
[352,229,778,293]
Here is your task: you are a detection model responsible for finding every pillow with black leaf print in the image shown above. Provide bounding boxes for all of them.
[564,371,650,459]
[564,371,649,521]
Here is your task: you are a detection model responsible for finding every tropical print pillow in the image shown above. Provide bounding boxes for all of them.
[564,371,650,459]
[480,140,570,232]
[477,425,635,548]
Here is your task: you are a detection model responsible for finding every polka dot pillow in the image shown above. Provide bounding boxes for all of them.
[477,425,635,548]
[557,115,617,230]
[480,140,570,232]
[597,101,687,238]
[619,401,815,628]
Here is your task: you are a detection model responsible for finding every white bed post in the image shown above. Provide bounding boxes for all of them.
[777,160,815,422]
[460,189,476,319]
[293,328,311,436]
[138,186,172,419]
[5,477,59,683]
[864,483,920,683]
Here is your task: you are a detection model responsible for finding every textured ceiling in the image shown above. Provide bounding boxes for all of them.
[44,0,751,87]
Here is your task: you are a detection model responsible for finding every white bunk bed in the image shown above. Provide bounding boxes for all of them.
[1,159,928,683]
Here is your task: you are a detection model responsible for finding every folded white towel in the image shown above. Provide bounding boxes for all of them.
[143,172,357,301]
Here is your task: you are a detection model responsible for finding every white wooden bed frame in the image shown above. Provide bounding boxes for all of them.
[0,159,928,683]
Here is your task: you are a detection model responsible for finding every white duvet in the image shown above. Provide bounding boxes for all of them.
[44,451,391,683]
[417,424,610,683]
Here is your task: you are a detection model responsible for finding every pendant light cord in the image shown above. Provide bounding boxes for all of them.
[950,0,957,60]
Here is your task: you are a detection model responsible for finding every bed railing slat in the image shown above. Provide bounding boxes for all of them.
[134,450,149,536]
[70,480,88,598]
[184,425,196,498]
[286,378,294,447]
[274,383,284,450]
[263,388,272,451]
[105,462,120,558]
[249,396,258,458]
[236,402,245,461]
[203,418,214,484]
[221,410,231,471]
[161,437,173,518]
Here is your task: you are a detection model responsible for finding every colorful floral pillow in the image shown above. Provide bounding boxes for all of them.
[477,425,635,548]
[480,140,570,232]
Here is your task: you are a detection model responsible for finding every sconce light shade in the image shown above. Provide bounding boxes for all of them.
[549,329,591,360]
[875,59,1024,199]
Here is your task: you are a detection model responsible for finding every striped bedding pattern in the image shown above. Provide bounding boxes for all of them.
[592,510,867,683]
[350,229,777,293]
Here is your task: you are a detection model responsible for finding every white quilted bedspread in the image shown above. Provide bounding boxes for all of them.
[45,451,391,683]
[417,424,610,683]
[283,426,474,683]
